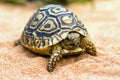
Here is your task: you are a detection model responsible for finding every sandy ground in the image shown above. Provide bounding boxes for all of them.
[0,0,120,80]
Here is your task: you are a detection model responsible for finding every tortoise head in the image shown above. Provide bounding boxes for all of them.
[62,31,83,49]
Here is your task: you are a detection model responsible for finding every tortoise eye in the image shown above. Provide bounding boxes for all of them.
[69,43,75,46]
[66,37,71,41]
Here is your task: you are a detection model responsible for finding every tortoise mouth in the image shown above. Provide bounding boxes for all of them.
[62,41,80,50]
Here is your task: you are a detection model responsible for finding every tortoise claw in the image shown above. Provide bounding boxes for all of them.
[47,64,55,72]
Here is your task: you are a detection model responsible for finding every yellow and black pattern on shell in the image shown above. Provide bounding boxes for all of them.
[21,5,87,49]
[25,11,46,29]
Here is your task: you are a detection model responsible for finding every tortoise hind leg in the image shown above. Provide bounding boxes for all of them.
[15,39,21,46]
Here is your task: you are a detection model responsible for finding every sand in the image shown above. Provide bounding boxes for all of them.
[0,0,120,80]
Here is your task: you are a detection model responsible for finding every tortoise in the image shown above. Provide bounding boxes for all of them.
[15,4,97,72]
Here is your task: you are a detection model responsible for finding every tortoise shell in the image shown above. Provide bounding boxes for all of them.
[20,5,87,55]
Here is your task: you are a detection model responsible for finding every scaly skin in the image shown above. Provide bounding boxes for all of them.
[47,37,97,72]
[47,44,62,72]
[15,39,21,46]
[80,36,97,56]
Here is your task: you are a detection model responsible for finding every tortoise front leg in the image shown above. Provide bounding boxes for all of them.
[81,37,97,56]
[47,45,63,72]
[86,41,97,56]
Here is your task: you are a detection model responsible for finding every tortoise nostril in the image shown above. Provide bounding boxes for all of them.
[69,43,75,46]
[76,42,80,46]
[69,42,80,47]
